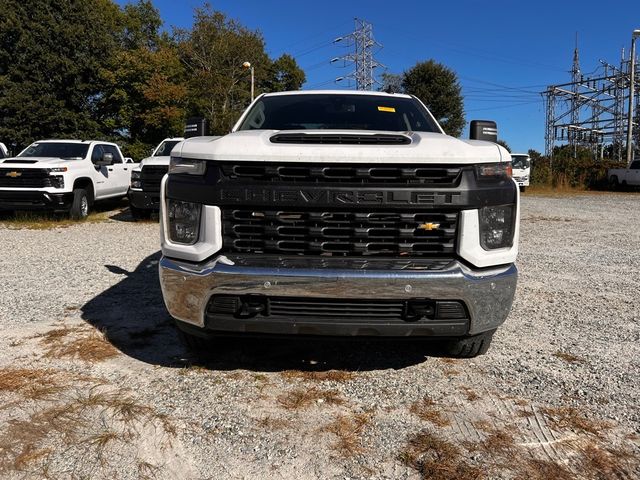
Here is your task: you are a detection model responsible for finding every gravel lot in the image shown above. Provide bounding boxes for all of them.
[0,193,638,479]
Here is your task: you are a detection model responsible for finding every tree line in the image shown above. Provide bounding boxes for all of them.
[0,0,305,159]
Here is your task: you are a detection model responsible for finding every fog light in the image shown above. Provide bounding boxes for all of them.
[167,199,201,245]
[479,205,515,250]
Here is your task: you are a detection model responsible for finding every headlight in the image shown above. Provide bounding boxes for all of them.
[130,170,141,189]
[479,205,515,250]
[48,167,68,173]
[475,162,512,180]
[167,199,201,245]
[169,157,206,175]
[50,175,64,189]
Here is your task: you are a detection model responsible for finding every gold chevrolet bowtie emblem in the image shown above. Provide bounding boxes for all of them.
[418,222,440,231]
[6,171,22,178]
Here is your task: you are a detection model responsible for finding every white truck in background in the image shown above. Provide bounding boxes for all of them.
[609,161,640,189]
[510,153,530,192]
[0,139,135,219]
[0,143,8,159]
[128,137,184,220]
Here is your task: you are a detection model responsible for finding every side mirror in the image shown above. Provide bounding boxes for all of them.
[470,120,498,143]
[95,153,114,167]
[124,157,134,164]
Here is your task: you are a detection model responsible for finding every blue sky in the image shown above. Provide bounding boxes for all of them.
[116,0,640,153]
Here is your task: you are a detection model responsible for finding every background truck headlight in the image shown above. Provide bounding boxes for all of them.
[130,170,141,189]
[479,205,515,250]
[167,199,202,245]
[169,157,206,175]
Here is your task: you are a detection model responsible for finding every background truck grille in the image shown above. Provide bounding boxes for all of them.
[0,168,52,188]
[222,208,457,256]
[140,165,168,192]
[219,162,462,186]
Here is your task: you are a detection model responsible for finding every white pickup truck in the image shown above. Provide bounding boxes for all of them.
[128,137,184,219]
[0,143,8,159]
[510,153,530,192]
[0,139,135,219]
[609,161,640,189]
[159,90,519,358]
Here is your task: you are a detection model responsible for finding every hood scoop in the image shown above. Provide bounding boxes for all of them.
[1,159,38,164]
[270,133,411,145]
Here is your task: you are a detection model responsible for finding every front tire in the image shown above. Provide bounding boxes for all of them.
[444,329,495,358]
[70,188,89,220]
[519,186,527,193]
[609,176,619,190]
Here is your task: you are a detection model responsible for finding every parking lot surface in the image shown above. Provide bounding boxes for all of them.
[0,193,638,479]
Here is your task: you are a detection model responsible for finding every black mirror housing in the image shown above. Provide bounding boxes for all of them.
[470,120,498,143]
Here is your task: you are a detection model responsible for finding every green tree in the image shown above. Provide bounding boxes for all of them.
[100,1,187,160]
[402,60,465,137]
[265,54,305,92]
[0,0,121,149]
[178,5,305,134]
[379,72,404,94]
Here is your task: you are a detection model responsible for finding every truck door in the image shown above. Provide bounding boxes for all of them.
[102,145,130,195]
[631,161,640,186]
[90,144,111,198]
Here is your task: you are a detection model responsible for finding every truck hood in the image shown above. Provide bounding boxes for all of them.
[0,157,77,168]
[140,156,171,167]
[176,130,509,164]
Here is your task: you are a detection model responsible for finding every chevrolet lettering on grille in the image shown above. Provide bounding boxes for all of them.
[219,189,462,206]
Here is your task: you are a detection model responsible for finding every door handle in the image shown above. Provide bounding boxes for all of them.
[123,167,128,171]
[107,168,113,171]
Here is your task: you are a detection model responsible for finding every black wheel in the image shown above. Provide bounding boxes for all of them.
[519,186,527,193]
[444,329,496,358]
[130,205,151,221]
[70,188,89,220]
[609,176,619,190]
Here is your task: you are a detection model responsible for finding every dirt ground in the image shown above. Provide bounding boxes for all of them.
[0,193,638,479]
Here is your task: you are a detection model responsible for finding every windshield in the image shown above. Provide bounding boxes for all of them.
[511,155,530,169]
[237,94,440,133]
[154,140,181,157]
[19,142,89,159]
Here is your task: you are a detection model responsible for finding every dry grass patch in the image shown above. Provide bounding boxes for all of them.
[541,406,611,436]
[553,351,585,364]
[579,443,640,479]
[0,211,108,230]
[0,367,72,401]
[281,369,356,383]
[460,386,480,401]
[410,395,450,427]
[323,412,372,457]
[256,416,294,430]
[277,386,345,410]
[399,430,483,480]
[36,325,118,362]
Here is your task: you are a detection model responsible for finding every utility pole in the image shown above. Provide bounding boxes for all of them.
[332,18,384,90]
[626,30,640,165]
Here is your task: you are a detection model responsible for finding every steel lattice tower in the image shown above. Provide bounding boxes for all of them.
[332,18,384,90]
[543,42,640,161]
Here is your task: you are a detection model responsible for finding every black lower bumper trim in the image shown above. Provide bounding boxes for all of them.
[128,189,161,210]
[0,191,73,211]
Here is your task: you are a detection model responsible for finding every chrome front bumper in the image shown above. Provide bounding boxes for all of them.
[159,255,517,337]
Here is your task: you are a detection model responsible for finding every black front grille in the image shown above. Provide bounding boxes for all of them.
[141,165,168,192]
[222,209,457,256]
[269,298,406,319]
[219,162,462,186]
[270,133,411,145]
[0,168,51,188]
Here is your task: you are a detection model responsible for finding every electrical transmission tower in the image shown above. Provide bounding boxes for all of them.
[331,18,384,90]
[543,40,640,161]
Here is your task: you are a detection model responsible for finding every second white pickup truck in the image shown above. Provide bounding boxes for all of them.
[0,139,135,219]
[609,161,640,189]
